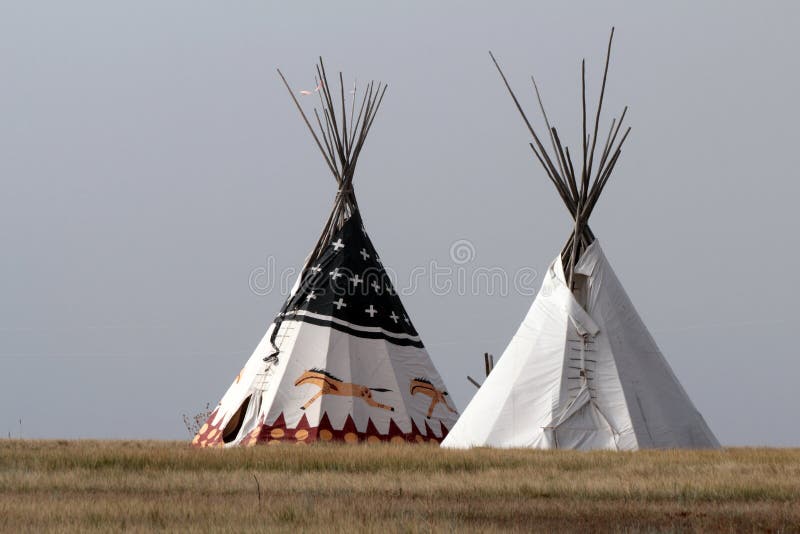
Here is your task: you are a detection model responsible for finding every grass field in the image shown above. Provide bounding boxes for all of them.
[1,441,799,532]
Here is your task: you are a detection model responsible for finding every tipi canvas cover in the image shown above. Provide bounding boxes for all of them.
[442,31,717,450]
[442,243,718,450]
[194,61,457,447]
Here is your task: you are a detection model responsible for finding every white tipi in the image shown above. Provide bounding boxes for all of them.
[442,31,718,451]
[194,60,457,447]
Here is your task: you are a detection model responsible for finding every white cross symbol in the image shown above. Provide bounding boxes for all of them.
[334,298,347,310]
[332,238,345,251]
[371,281,381,293]
[350,274,363,287]
[387,286,395,296]
[390,311,399,323]
[365,305,377,317]
[329,268,342,279]
[404,315,410,324]
[360,248,370,261]
[309,264,321,274]
[306,292,316,302]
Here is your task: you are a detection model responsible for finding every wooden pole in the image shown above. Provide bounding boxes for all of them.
[553,129,580,204]
[580,59,589,202]
[531,75,572,202]
[276,68,339,180]
[339,72,349,155]
[488,31,630,278]
[586,28,615,182]
[489,51,567,191]
[316,60,347,168]
[595,106,627,185]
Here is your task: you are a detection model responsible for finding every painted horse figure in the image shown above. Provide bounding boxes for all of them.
[410,377,457,418]
[294,369,395,412]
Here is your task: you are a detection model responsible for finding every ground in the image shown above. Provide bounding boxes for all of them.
[0,441,798,532]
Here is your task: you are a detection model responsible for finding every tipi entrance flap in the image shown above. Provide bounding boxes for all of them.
[222,394,254,443]
[545,385,618,450]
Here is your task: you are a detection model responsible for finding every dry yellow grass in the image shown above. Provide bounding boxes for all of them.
[1,440,798,533]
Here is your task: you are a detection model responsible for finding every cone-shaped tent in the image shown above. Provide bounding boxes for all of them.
[442,30,718,450]
[194,60,457,447]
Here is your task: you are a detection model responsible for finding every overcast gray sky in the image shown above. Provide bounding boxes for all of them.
[2,1,799,445]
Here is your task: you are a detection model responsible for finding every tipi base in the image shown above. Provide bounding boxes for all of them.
[192,409,449,447]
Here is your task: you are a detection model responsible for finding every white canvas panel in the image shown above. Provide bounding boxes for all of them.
[443,242,718,451]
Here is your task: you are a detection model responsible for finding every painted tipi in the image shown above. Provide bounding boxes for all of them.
[194,60,457,447]
[443,31,718,451]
